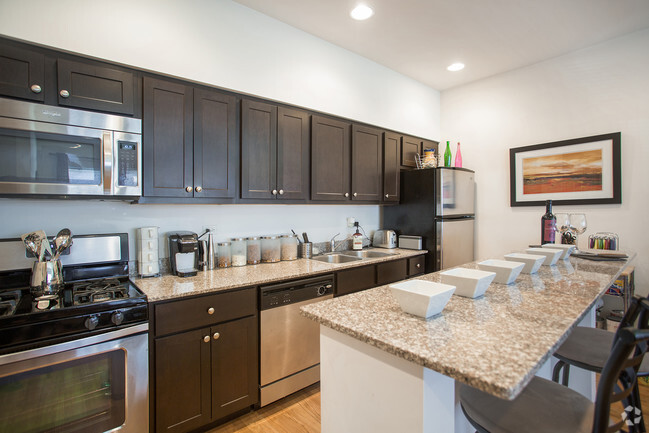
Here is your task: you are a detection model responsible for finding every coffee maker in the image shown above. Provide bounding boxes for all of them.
[168,231,199,277]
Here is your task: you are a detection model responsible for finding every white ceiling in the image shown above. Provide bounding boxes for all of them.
[234,0,649,90]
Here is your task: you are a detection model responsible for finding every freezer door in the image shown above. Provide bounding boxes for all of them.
[436,168,475,217]
[436,218,475,270]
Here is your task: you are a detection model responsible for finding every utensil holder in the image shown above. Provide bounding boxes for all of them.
[299,242,313,259]
[30,259,63,295]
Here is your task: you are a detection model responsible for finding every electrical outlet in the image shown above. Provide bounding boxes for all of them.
[346,217,355,228]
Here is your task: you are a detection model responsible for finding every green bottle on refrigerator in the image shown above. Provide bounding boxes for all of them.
[444,141,452,167]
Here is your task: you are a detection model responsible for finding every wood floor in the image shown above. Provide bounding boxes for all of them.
[208,380,649,432]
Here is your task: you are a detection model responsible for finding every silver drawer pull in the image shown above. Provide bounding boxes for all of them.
[213,332,220,340]
[59,89,70,98]
[203,336,210,343]
[31,84,42,93]
[207,307,215,315]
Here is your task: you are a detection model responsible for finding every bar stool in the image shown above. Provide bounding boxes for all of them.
[459,297,649,433]
[553,296,649,432]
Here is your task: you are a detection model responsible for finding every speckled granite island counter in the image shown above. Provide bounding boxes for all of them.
[301,253,636,433]
[134,248,425,302]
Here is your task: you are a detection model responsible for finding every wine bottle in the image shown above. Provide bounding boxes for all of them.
[541,200,556,244]
[444,141,452,167]
[454,142,462,167]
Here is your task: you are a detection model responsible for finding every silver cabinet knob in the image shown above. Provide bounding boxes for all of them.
[353,192,358,197]
[279,189,284,195]
[272,189,277,195]
[344,193,349,197]
[385,194,389,198]
[59,89,70,98]
[31,84,42,94]
[195,186,202,192]
[186,186,192,193]
[416,263,421,268]
[203,336,210,343]
[213,332,220,340]
[207,307,215,315]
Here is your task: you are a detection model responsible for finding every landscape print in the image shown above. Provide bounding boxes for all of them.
[522,149,603,195]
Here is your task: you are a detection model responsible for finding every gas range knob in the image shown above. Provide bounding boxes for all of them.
[85,315,99,330]
[111,311,125,326]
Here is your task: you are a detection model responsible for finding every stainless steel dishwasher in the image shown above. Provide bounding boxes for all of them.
[259,274,334,406]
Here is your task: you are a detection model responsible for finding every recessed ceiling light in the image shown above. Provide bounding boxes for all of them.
[350,4,374,20]
[447,63,465,72]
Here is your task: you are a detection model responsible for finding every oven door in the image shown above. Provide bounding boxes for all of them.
[0,323,148,433]
[0,116,110,196]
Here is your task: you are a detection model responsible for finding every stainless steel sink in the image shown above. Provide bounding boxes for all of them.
[339,250,398,258]
[310,253,363,263]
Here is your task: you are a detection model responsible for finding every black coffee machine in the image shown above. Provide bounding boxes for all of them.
[168,231,199,277]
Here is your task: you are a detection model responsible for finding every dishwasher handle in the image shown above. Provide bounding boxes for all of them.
[260,277,334,310]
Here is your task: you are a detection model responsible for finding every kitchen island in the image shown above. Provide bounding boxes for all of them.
[301,253,635,433]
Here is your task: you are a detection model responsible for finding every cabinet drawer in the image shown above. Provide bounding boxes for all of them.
[408,255,425,276]
[336,265,375,297]
[155,287,256,336]
[376,259,408,286]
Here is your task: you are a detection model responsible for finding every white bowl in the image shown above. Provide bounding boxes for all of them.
[504,253,545,274]
[439,268,496,298]
[389,280,456,319]
[477,259,525,285]
[526,247,562,265]
[541,243,576,259]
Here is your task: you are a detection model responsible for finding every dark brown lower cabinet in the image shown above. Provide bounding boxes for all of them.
[408,255,425,276]
[336,258,418,297]
[376,259,408,286]
[336,265,376,297]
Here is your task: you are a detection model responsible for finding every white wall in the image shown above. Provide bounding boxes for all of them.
[441,29,649,293]
[0,0,441,257]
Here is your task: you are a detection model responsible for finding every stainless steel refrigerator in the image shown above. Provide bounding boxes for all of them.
[383,167,475,273]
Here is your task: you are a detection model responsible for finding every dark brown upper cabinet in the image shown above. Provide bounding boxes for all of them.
[383,131,400,203]
[401,135,422,168]
[311,115,351,201]
[241,101,309,200]
[57,59,135,115]
[351,125,382,201]
[0,44,45,102]
[143,77,237,199]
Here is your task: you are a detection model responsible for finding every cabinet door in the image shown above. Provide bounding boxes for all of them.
[408,255,425,276]
[351,125,382,201]
[311,115,351,201]
[277,107,309,200]
[241,99,277,199]
[143,77,193,197]
[336,265,375,296]
[383,132,400,202]
[376,259,408,286]
[155,328,211,433]
[194,88,237,198]
[211,316,258,420]
[57,58,134,115]
[401,135,421,168]
[0,45,44,102]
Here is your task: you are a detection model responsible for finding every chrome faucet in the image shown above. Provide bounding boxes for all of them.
[330,233,341,252]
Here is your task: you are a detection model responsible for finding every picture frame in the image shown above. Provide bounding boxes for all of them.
[509,132,621,207]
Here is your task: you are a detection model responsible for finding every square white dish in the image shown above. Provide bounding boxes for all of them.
[439,268,496,298]
[477,259,525,285]
[389,280,456,319]
[504,253,545,274]
[526,247,562,265]
[541,243,576,259]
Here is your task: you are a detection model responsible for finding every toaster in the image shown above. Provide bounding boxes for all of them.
[373,230,397,249]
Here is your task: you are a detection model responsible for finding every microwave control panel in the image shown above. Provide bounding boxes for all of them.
[117,140,138,187]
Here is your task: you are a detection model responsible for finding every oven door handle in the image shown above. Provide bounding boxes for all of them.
[102,131,113,195]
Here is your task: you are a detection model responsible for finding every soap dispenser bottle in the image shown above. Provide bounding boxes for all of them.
[352,222,363,250]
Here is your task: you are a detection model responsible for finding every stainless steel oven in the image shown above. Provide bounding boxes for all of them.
[0,323,148,433]
[0,98,141,198]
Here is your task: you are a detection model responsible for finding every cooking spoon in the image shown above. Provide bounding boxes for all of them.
[21,232,39,258]
[52,228,72,260]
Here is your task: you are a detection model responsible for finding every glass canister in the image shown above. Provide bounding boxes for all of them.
[217,242,231,268]
[280,234,298,261]
[261,235,281,263]
[246,237,261,265]
[230,238,247,267]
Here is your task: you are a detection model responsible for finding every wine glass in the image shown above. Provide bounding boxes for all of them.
[553,213,571,242]
[569,213,588,251]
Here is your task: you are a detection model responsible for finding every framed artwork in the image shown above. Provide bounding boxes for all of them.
[509,132,621,206]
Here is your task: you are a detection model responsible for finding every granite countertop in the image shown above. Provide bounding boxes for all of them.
[135,248,425,302]
[300,253,636,400]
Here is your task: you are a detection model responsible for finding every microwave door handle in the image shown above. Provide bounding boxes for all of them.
[102,132,113,195]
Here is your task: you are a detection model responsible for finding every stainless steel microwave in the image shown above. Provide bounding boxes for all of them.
[0,98,141,198]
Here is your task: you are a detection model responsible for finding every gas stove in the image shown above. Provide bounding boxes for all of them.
[0,233,148,355]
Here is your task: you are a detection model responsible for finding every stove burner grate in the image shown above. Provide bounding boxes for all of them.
[73,278,129,305]
[0,291,20,317]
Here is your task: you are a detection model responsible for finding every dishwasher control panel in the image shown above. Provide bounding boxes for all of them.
[260,274,334,310]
